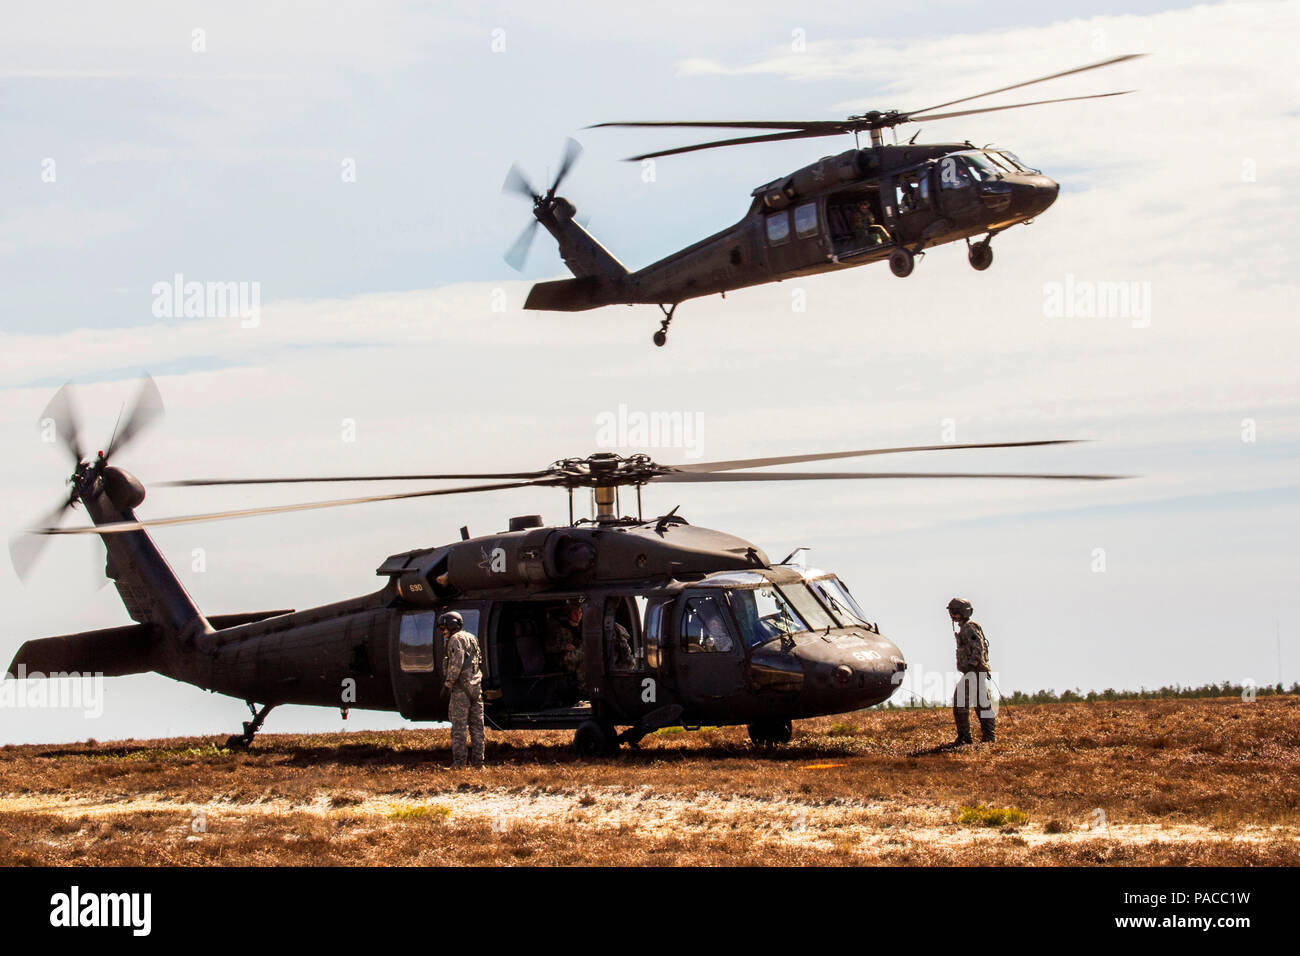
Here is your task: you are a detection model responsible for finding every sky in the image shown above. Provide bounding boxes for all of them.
[1,0,1297,744]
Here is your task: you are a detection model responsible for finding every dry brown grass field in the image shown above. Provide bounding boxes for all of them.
[1,696,1297,866]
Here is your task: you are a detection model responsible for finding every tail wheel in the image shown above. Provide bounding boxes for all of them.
[748,718,793,747]
[573,719,617,757]
[889,248,914,278]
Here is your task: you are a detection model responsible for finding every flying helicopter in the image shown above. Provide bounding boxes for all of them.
[504,54,1143,346]
[8,379,1126,756]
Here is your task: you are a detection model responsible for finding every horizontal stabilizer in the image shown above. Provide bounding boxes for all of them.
[8,623,155,677]
[524,275,622,312]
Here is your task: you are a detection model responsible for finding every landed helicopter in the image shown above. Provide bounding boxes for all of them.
[8,379,1125,755]
[505,54,1143,346]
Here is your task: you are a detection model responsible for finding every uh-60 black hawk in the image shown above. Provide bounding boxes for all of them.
[9,379,1123,756]
[505,54,1142,346]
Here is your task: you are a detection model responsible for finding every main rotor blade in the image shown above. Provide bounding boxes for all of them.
[906,90,1135,125]
[39,382,85,466]
[504,219,540,271]
[550,137,582,195]
[158,469,554,487]
[906,53,1145,117]
[104,374,163,461]
[502,164,539,201]
[672,439,1081,474]
[623,127,845,162]
[590,120,844,131]
[654,470,1129,483]
[31,478,559,537]
[9,497,76,581]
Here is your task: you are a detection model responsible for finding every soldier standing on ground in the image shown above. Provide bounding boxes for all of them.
[440,611,484,768]
[948,597,996,746]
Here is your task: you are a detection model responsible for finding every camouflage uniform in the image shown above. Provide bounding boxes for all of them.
[443,629,484,767]
[953,619,995,744]
[546,614,586,697]
[607,622,634,671]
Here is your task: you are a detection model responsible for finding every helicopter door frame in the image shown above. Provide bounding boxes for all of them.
[672,589,747,710]
[586,591,657,723]
[389,602,485,720]
[936,153,979,220]
[888,163,936,245]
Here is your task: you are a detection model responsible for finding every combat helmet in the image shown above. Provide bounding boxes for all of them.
[946,597,973,619]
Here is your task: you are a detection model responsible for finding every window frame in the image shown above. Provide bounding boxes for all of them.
[765,210,791,245]
[679,592,739,654]
[398,611,438,673]
[793,201,820,238]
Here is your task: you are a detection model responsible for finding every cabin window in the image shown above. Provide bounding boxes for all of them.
[398,611,437,673]
[793,202,819,238]
[680,594,736,653]
[644,598,672,670]
[765,211,790,245]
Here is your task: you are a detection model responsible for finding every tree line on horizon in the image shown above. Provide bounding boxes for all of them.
[877,681,1299,708]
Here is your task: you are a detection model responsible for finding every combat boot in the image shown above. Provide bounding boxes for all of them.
[953,707,973,746]
[978,717,996,744]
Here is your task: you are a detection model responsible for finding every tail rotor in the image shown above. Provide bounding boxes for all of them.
[502,137,583,271]
[9,375,164,582]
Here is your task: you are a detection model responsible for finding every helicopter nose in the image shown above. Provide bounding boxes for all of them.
[829,637,907,708]
[1001,177,1058,221]
[1024,177,1059,217]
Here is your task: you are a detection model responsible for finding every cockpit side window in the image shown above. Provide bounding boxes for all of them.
[730,586,805,646]
[939,155,974,189]
[895,168,932,214]
[680,594,736,654]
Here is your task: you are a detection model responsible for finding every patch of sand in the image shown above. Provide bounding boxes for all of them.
[3,787,1292,851]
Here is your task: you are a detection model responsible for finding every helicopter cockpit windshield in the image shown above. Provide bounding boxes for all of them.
[958,152,1006,182]
[726,581,842,646]
[804,573,873,629]
[995,150,1037,173]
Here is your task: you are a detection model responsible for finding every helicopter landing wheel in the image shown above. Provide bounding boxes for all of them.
[225,701,274,751]
[968,240,993,271]
[889,248,914,278]
[653,303,677,347]
[748,717,793,747]
[573,719,618,757]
